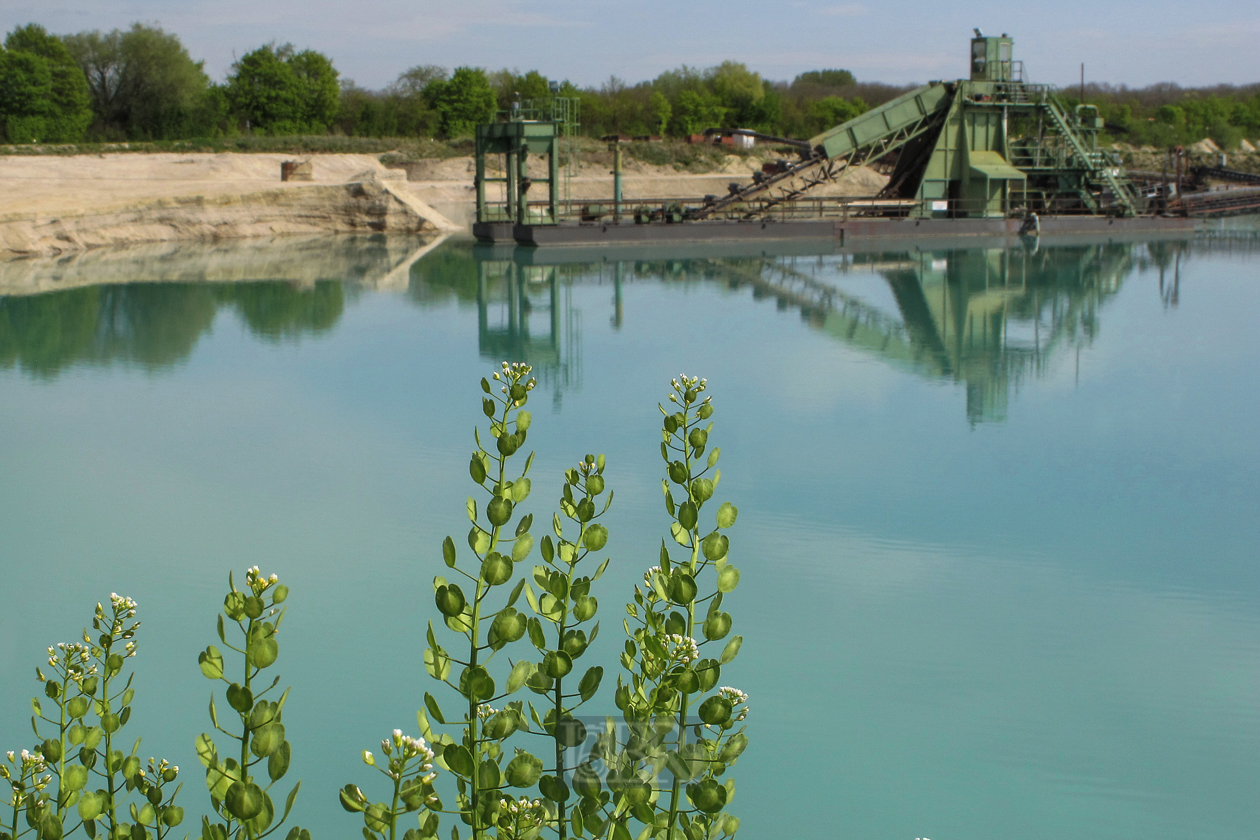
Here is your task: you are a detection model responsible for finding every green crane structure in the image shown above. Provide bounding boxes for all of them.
[699,32,1143,221]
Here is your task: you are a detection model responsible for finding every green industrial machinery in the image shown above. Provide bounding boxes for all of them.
[474,96,580,227]
[701,32,1142,221]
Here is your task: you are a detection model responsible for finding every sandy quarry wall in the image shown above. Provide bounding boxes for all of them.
[0,153,459,258]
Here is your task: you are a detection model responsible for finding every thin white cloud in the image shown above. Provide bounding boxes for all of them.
[818,3,868,16]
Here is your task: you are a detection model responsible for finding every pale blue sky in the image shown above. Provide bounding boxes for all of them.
[4,0,1257,91]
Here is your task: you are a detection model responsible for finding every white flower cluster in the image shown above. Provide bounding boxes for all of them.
[498,795,545,827]
[375,730,436,781]
[666,634,699,664]
[147,757,178,780]
[667,374,709,403]
[492,361,536,391]
[477,704,499,720]
[718,686,750,721]
[95,594,141,644]
[46,642,96,676]
[643,566,662,585]
[245,566,280,594]
[109,593,138,616]
[1,750,50,790]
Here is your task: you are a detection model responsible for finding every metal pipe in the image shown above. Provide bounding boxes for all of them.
[611,142,623,221]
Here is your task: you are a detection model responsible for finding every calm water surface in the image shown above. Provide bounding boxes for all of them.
[2,232,1258,840]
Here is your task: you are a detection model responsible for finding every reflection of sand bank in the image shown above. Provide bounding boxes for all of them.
[0,153,459,258]
[0,233,449,296]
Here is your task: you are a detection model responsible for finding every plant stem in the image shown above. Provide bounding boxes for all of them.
[389,776,401,840]
[665,406,703,837]
[241,618,254,840]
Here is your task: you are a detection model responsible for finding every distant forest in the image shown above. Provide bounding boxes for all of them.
[2,21,1259,149]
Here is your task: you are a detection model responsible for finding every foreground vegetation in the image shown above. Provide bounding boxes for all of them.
[3,368,748,840]
[3,20,1258,151]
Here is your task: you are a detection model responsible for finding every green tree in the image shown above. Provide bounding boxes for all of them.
[792,69,856,89]
[63,24,214,140]
[425,67,496,138]
[707,61,763,123]
[807,95,867,133]
[288,49,340,131]
[649,90,671,136]
[672,90,726,136]
[227,44,339,134]
[0,24,91,142]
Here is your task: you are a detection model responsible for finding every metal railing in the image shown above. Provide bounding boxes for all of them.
[488,190,1119,227]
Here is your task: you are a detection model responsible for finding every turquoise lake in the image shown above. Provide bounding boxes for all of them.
[1,231,1258,839]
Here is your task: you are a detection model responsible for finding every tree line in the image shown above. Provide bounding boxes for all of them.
[2,21,1259,148]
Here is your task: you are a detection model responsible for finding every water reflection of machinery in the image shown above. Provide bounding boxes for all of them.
[715,243,1146,423]
[475,258,581,408]
[494,237,1184,423]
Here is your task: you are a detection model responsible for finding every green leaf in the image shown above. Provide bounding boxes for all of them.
[716,503,738,529]
[702,612,732,641]
[555,716,587,747]
[527,617,546,650]
[487,497,514,526]
[717,566,740,593]
[250,723,285,758]
[698,696,733,726]
[194,733,217,768]
[504,752,543,788]
[707,447,720,468]
[67,697,90,719]
[719,636,743,665]
[481,553,514,586]
[542,650,573,679]
[686,779,727,814]
[424,693,446,725]
[701,533,729,563]
[583,525,608,552]
[512,534,534,563]
[435,584,467,618]
[424,646,451,681]
[539,774,569,803]
[506,660,533,694]
[442,745,474,778]
[470,455,487,484]
[246,635,279,670]
[268,741,291,782]
[339,786,366,813]
[226,684,253,713]
[458,666,495,702]
[573,596,598,622]
[572,763,601,800]
[443,537,457,568]
[670,522,690,547]
[63,764,88,791]
[669,573,698,605]
[510,478,532,503]
[76,791,103,822]
[489,609,528,648]
[225,782,265,821]
[468,527,490,555]
[677,502,698,530]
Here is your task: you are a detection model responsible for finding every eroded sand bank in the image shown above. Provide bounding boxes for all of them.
[0,151,888,257]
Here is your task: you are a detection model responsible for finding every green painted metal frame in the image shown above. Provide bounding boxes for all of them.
[475,121,562,225]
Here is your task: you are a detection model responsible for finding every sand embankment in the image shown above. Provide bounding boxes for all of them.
[0,151,888,257]
[0,153,459,258]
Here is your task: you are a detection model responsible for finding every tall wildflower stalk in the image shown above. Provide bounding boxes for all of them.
[524,455,612,840]
[195,568,306,840]
[417,362,545,840]
[583,375,747,840]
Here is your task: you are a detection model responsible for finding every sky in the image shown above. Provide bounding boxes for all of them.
[3,0,1258,91]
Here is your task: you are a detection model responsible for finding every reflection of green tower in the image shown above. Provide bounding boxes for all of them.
[707,242,1137,423]
[476,259,580,406]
